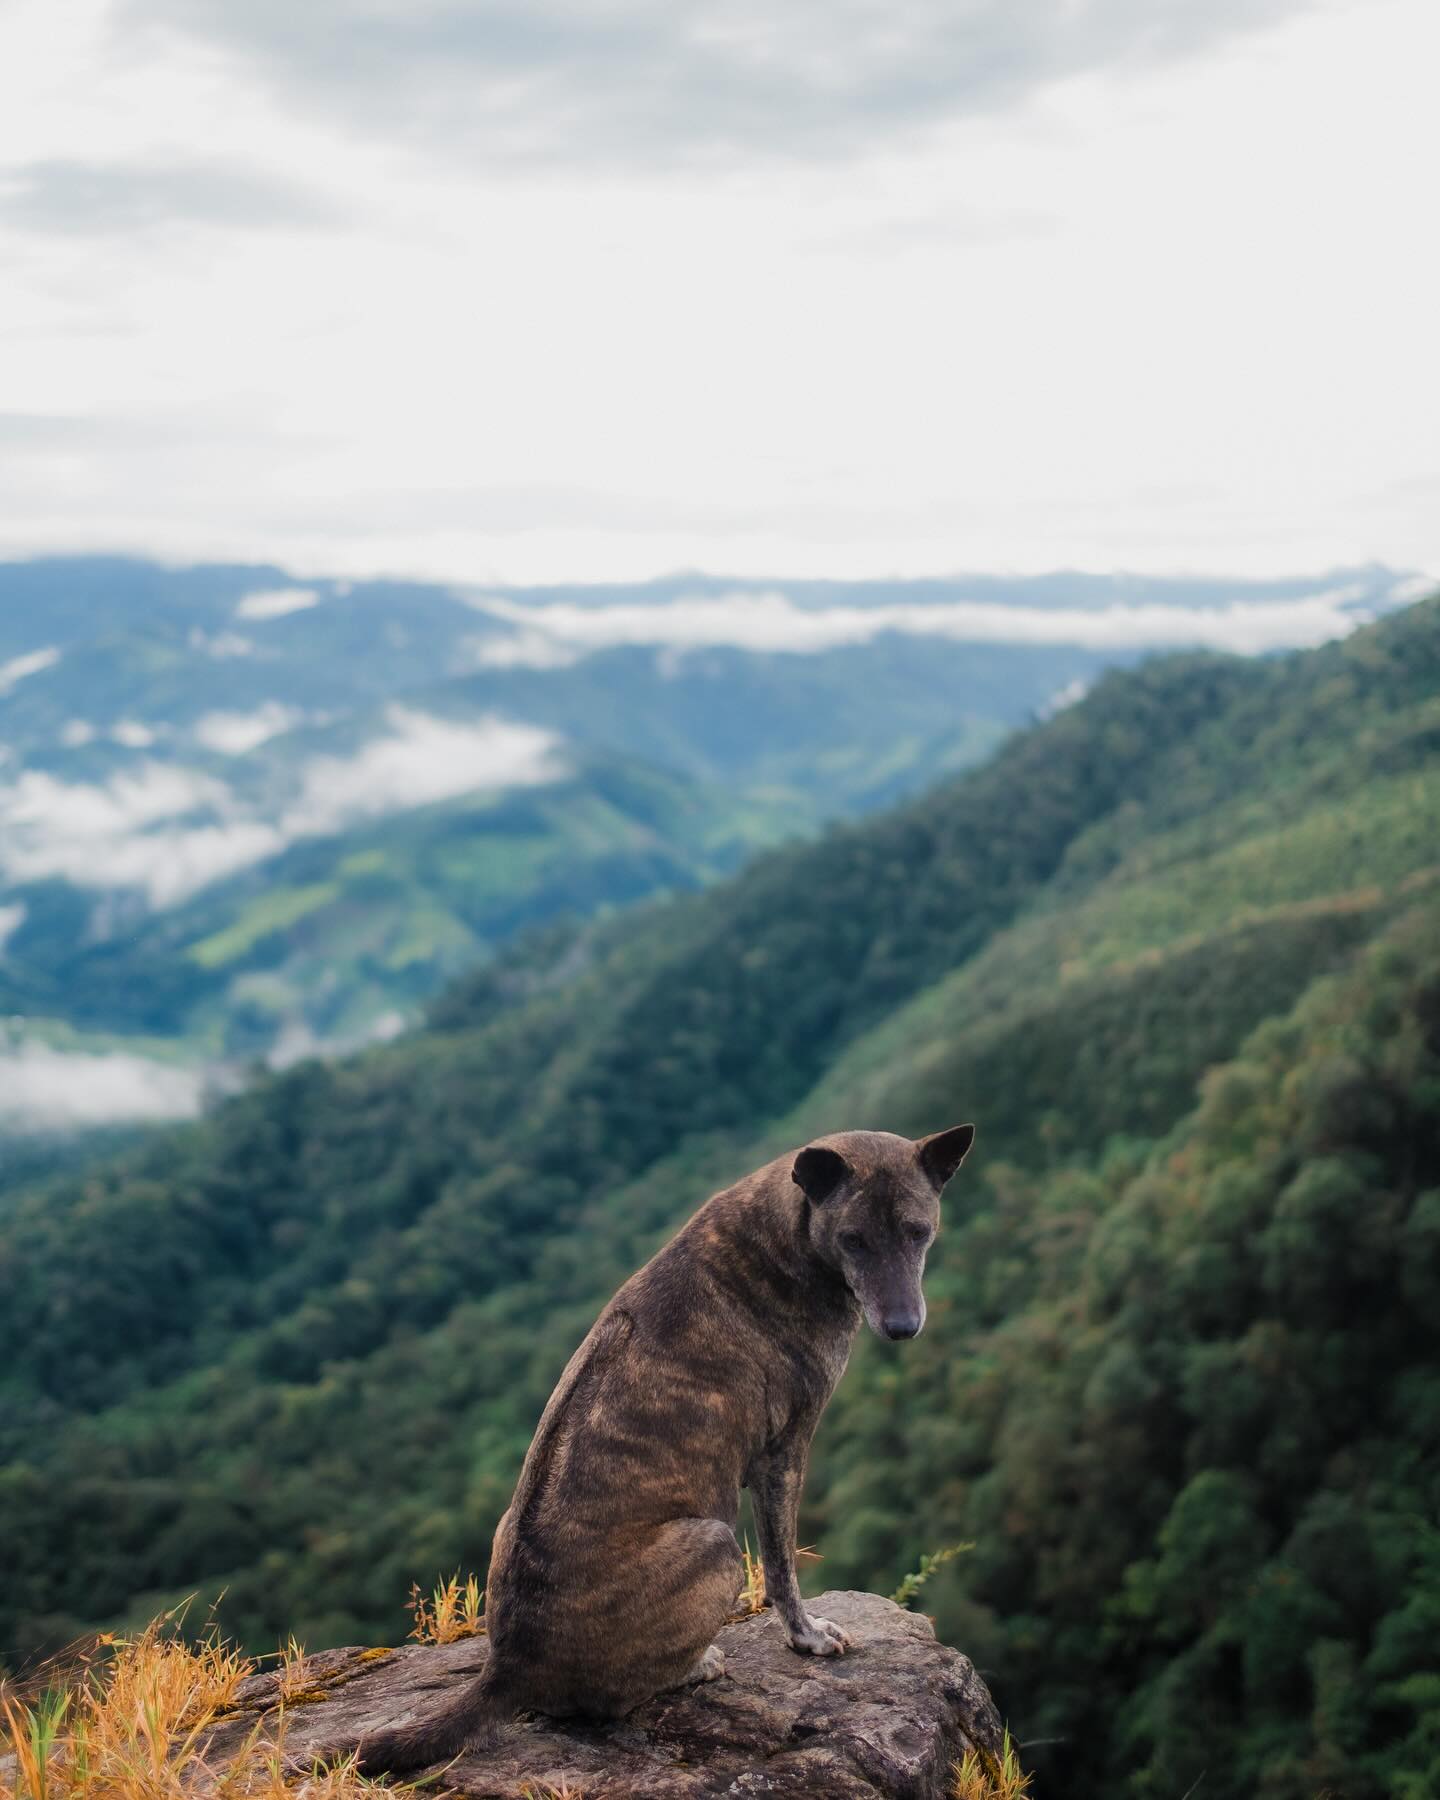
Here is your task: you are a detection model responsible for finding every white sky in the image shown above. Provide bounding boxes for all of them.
[0,0,1435,586]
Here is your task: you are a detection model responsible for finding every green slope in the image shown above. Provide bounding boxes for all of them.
[2,594,1438,1798]
[1,754,800,1056]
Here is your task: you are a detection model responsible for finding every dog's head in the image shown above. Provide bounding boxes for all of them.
[792,1125,974,1340]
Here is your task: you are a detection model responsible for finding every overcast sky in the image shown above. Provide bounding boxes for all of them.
[0,0,1435,586]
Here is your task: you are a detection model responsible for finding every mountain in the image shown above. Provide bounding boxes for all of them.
[0,752,785,1061]
[2,587,1437,1796]
[2,553,1231,1121]
[1,557,1421,1123]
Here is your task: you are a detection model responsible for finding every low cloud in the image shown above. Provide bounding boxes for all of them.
[0,901,26,953]
[112,719,159,748]
[0,646,60,694]
[188,627,256,659]
[0,762,281,906]
[91,820,288,905]
[0,1036,205,1131]
[461,629,584,671]
[266,1008,408,1072]
[478,585,1372,658]
[235,587,321,621]
[1388,574,1437,606]
[282,707,563,838]
[0,711,564,909]
[1040,676,1092,719]
[0,762,229,840]
[194,701,307,754]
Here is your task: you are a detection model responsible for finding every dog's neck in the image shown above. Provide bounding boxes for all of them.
[694,1159,861,1340]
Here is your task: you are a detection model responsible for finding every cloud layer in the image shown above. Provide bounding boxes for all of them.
[0,646,60,694]
[193,701,307,754]
[0,708,565,907]
[281,708,561,838]
[478,584,1374,659]
[0,1036,206,1130]
[0,900,26,952]
[235,587,321,621]
[0,761,281,905]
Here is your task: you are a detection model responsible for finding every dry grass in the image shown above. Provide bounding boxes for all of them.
[405,1575,485,1647]
[729,1538,823,1620]
[274,1639,331,1708]
[213,1739,396,1799]
[952,1729,1034,1800]
[517,1784,584,1799]
[0,1609,401,1799]
[732,1538,767,1619]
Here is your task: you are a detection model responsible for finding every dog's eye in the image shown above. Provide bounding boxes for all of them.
[839,1230,868,1255]
[904,1223,931,1245]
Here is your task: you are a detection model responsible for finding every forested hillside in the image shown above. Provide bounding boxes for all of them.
[3,593,1439,1798]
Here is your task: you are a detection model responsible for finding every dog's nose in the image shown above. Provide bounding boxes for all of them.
[882,1313,922,1340]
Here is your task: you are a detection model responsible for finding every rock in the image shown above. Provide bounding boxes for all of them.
[200,1591,1003,1797]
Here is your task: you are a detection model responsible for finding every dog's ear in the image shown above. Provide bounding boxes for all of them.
[916,1123,975,1191]
[792,1144,850,1203]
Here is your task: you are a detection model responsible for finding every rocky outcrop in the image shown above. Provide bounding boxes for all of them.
[202,1590,1003,1797]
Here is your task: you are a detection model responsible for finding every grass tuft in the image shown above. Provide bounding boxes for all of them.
[275,1637,321,1704]
[732,1537,767,1618]
[952,1729,1034,1799]
[406,1574,485,1646]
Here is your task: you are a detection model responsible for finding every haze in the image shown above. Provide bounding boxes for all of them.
[1,0,1435,586]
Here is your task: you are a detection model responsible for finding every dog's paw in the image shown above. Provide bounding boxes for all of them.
[682,1643,726,1684]
[786,1612,852,1656]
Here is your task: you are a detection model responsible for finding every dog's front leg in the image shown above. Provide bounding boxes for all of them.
[750,1451,852,1656]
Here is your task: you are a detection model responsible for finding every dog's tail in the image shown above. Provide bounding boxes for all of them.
[303,1664,517,1778]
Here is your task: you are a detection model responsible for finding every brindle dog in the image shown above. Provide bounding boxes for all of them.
[348,1123,975,1772]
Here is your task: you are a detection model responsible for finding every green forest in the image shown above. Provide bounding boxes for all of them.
[4,593,1439,1798]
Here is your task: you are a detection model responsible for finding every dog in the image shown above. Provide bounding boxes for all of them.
[346,1123,974,1772]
